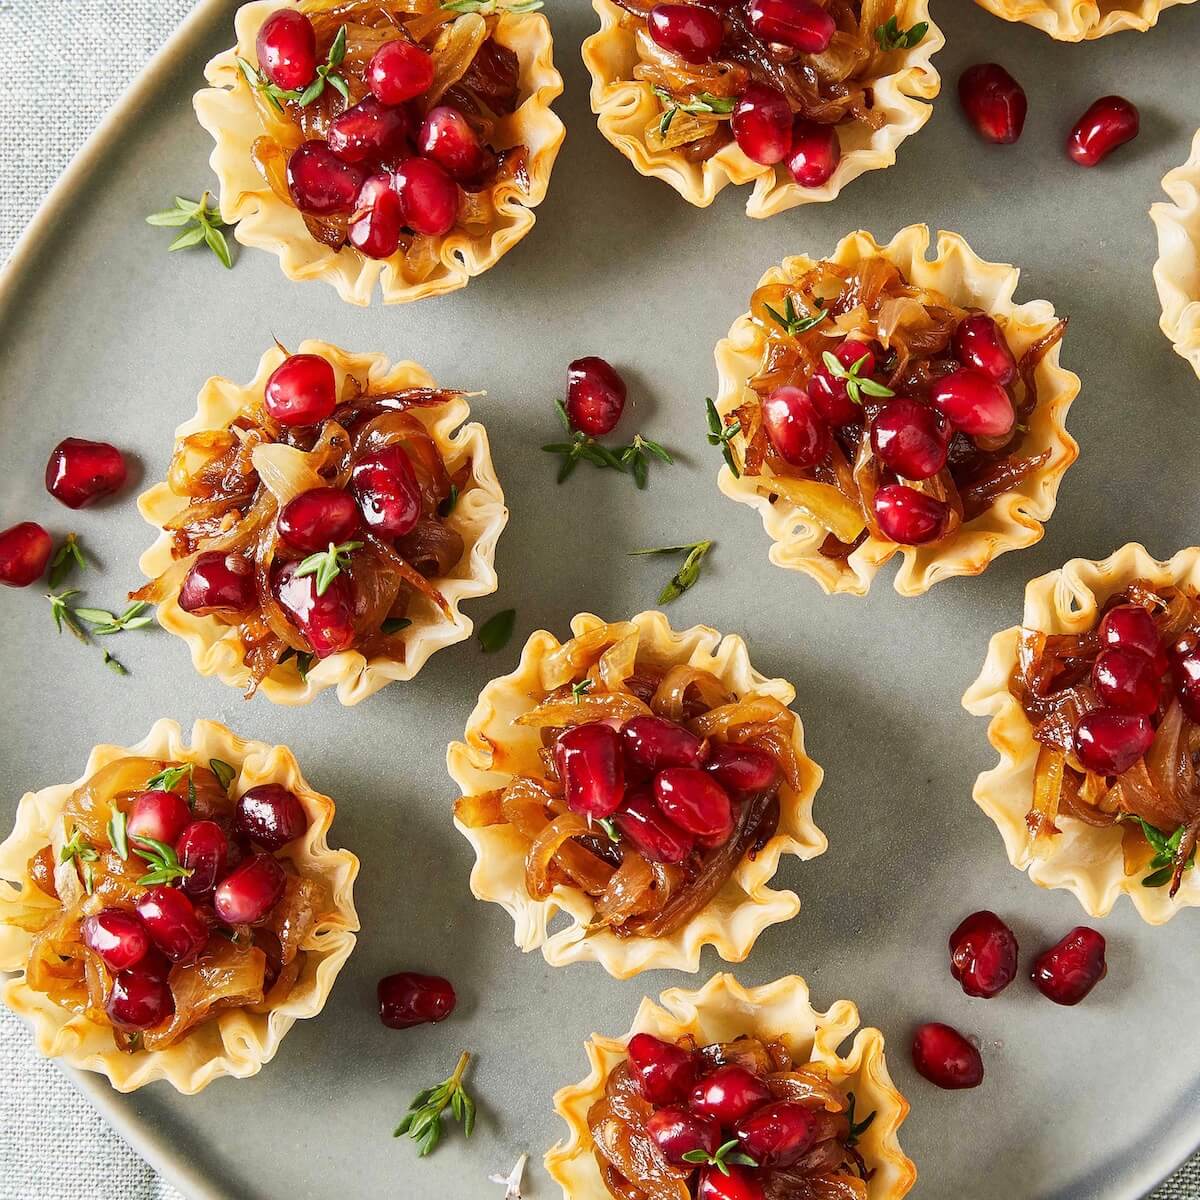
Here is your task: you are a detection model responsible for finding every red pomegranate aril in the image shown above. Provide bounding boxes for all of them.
[176,820,229,897]
[614,790,694,864]
[378,971,457,1029]
[234,784,307,851]
[733,1100,817,1168]
[931,368,1014,438]
[128,789,192,847]
[873,484,948,546]
[697,1165,765,1200]
[870,398,950,481]
[392,156,458,237]
[277,487,360,554]
[748,0,835,52]
[274,560,357,659]
[81,908,150,972]
[1092,647,1161,716]
[349,173,405,259]
[135,885,209,964]
[0,522,52,588]
[264,353,338,427]
[1099,604,1166,673]
[646,1105,721,1165]
[287,140,366,215]
[627,1032,696,1105]
[654,768,733,839]
[808,339,874,427]
[106,968,174,1031]
[787,119,840,188]
[1031,926,1107,1005]
[178,551,256,615]
[418,106,489,181]
[622,715,703,772]
[705,743,778,793]
[369,39,434,105]
[45,438,127,509]
[327,96,410,166]
[1067,96,1139,167]
[555,723,626,819]
[350,445,422,537]
[256,9,317,91]
[1173,644,1200,722]
[954,314,1016,387]
[911,1022,983,1089]
[1074,708,1154,775]
[958,63,1027,145]
[763,385,831,468]
[732,83,792,165]
[647,3,724,62]
[690,1065,772,1125]
[566,356,627,437]
[214,853,286,926]
[948,910,1019,999]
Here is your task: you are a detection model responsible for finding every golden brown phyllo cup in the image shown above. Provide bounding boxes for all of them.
[136,340,507,706]
[973,0,1195,39]
[545,972,915,1200]
[713,224,1080,596]
[448,612,826,979]
[1152,129,1200,381]
[581,0,942,216]
[195,0,565,305]
[964,543,1200,924]
[0,719,359,1093]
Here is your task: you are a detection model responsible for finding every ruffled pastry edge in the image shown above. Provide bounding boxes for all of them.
[714,224,1081,596]
[137,339,508,707]
[194,1,565,305]
[446,611,827,979]
[1151,128,1200,381]
[0,718,360,1093]
[580,0,943,217]
[545,972,916,1199]
[963,543,1200,923]
[974,0,1194,40]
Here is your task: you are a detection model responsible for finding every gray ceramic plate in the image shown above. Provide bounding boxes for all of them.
[4,1,1200,1197]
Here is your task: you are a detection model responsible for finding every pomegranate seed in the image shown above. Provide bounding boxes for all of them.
[235,784,307,851]
[135,885,209,964]
[873,484,948,545]
[392,157,459,237]
[732,82,792,165]
[647,3,724,62]
[274,559,357,659]
[834,338,877,378]
[214,853,286,925]
[128,790,192,847]
[1100,604,1167,673]
[566,356,627,437]
[349,173,405,260]
[45,438,127,509]
[1172,640,1200,722]
[690,1065,772,1125]
[911,1022,983,1089]
[1092,648,1161,716]
[255,9,317,91]
[621,715,703,772]
[378,971,457,1029]
[176,820,229,897]
[287,140,365,214]
[1073,708,1154,775]
[327,97,411,166]
[418,106,490,182]
[809,339,876,426]
[697,1165,765,1200]
[1031,926,1107,1005]
[646,1105,721,1165]
[264,353,337,427]
[948,910,1019,999]
[931,368,1014,438]
[614,790,695,863]
[748,0,835,52]
[763,385,831,467]
[653,768,733,839]
[82,908,150,972]
[369,39,434,105]
[178,551,256,615]
[350,445,422,537]
[278,488,360,554]
[705,743,778,793]
[958,63,1027,145]
[734,1100,816,1168]
[1067,96,1139,167]
[555,723,626,819]
[627,1032,696,1104]
[0,522,52,587]
[106,966,174,1031]
[870,398,950,481]
[954,315,1016,387]
[786,119,840,187]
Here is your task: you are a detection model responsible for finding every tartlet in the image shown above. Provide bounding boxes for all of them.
[581,0,943,216]
[964,543,1200,924]
[135,340,506,706]
[448,611,826,978]
[1151,129,1200,381]
[713,225,1080,596]
[195,0,564,305]
[546,972,915,1200]
[973,0,1196,39]
[0,719,358,1093]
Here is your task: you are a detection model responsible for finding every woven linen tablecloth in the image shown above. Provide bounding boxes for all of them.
[0,2,1196,1198]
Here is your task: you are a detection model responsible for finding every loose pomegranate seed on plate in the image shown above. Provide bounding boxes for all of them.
[690,1065,773,1125]
[762,385,831,467]
[958,63,1027,145]
[705,743,778,793]
[135,885,209,964]
[106,967,174,1031]
[734,1100,817,1167]
[732,83,792,165]
[614,790,695,863]
[368,39,434,105]
[646,1105,721,1165]
[911,1022,984,1089]
[264,353,338,427]
[128,789,192,847]
[1092,647,1162,715]
[287,140,366,214]
[647,3,725,63]
[178,551,256,615]
[0,522,52,587]
[954,314,1017,387]
[627,1032,696,1105]
[1067,96,1139,167]
[349,173,405,260]
[277,488,360,554]
[45,438,128,509]
[82,908,150,972]
[873,484,948,546]
[327,97,411,166]
[214,852,286,925]
[931,368,1014,438]
[392,156,459,237]
[378,971,457,1029]
[418,106,490,182]
[351,445,422,537]
[274,560,357,659]
[255,9,318,92]
[948,910,1019,999]
[555,723,626,819]
[1031,927,1107,1005]
[622,715,703,772]
[697,1165,765,1200]
[566,356,627,437]
[748,0,835,52]
[235,784,308,851]
[653,768,733,839]
[870,398,950,481]
[1073,708,1154,775]
[786,120,840,188]
[176,820,230,897]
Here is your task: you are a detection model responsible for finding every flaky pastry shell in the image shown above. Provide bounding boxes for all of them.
[546,972,915,1199]
[1151,129,1200,381]
[714,225,1081,596]
[447,611,826,979]
[963,543,1200,923]
[137,339,508,706]
[973,0,1195,38]
[580,0,943,217]
[194,1,565,305]
[0,719,359,1093]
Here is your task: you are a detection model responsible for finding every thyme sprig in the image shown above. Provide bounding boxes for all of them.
[874,16,929,50]
[763,296,827,338]
[394,1051,477,1157]
[47,589,89,642]
[572,678,594,703]
[543,400,627,482]
[845,1091,877,1147]
[630,540,714,604]
[652,85,735,136]
[1130,816,1198,889]
[73,600,152,636]
[295,539,363,596]
[132,835,193,887]
[48,534,87,589]
[60,830,99,895]
[705,398,742,478]
[146,192,232,269]
[619,435,674,489]
[443,0,544,12]
[144,763,194,794]
[236,24,349,110]
[682,1138,757,1175]
[821,349,894,406]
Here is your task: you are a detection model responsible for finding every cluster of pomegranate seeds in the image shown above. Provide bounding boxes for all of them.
[378,971,457,1029]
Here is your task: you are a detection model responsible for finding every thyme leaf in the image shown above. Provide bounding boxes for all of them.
[875,16,929,49]
[763,295,827,338]
[681,1139,757,1175]
[479,609,516,654]
[394,1051,476,1156]
[146,191,232,269]
[106,809,129,862]
[295,540,363,597]
[630,540,714,604]
[618,435,674,490]
[846,1091,877,1147]
[821,348,894,405]
[705,398,742,478]
[131,835,193,886]
[48,534,87,589]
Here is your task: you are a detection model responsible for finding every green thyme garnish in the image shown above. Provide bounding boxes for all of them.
[763,295,827,338]
[209,758,236,791]
[73,600,152,636]
[48,534,87,589]
[443,0,544,12]
[619,435,674,490]
[131,836,192,887]
[146,192,232,269]
[295,540,363,597]
[543,400,627,482]
[572,678,594,703]
[236,24,349,110]
[846,1091,877,1147]
[682,1139,757,1175]
[705,398,742,478]
[103,650,129,676]
[821,349,894,406]
[479,609,516,654]
[597,816,621,844]
[60,830,99,895]
[438,484,460,517]
[652,85,735,136]
[875,16,929,50]
[630,540,714,605]
[144,763,194,794]
[47,589,89,642]
[1130,816,1198,889]
[106,810,129,862]
[394,1051,477,1157]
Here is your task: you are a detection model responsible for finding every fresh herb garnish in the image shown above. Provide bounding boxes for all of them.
[131,835,193,886]
[144,763,194,794]
[236,24,349,109]
[763,295,827,338]
[597,816,621,844]
[438,484,460,517]
[103,649,129,676]
[479,609,516,654]
[73,600,153,636]
[572,678,594,703]
[705,398,742,478]
[279,646,316,680]
[630,540,714,605]
[106,809,129,862]
[1131,816,1198,888]
[875,16,929,50]
[60,830,99,895]
[846,1091,877,1147]
[682,1139,757,1175]
[146,192,233,269]
[619,435,674,490]
[443,0,544,13]
[295,540,363,597]
[382,617,413,636]
[543,400,627,482]
[209,758,236,791]
[652,85,735,136]
[48,534,87,589]
[394,1051,477,1157]
[821,349,894,406]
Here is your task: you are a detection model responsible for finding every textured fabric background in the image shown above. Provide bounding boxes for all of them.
[0,2,1195,1198]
